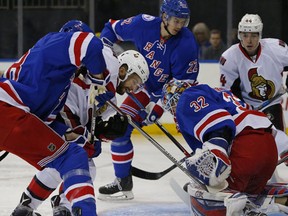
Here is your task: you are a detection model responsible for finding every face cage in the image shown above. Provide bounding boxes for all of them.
[163,92,180,117]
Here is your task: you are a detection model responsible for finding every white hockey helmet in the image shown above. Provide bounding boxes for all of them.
[118,50,149,83]
[238,14,263,40]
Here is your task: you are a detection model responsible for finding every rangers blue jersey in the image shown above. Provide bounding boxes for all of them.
[0,31,106,123]
[176,84,273,151]
[101,14,199,98]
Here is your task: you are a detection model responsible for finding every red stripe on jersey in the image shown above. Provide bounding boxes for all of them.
[6,51,30,80]
[0,82,24,105]
[195,111,230,139]
[62,105,81,128]
[234,110,266,126]
[28,176,54,200]
[112,151,134,162]
[66,185,95,202]
[74,32,89,67]
[109,19,117,25]
[73,77,90,90]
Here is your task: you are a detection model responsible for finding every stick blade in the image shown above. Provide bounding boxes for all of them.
[131,164,177,180]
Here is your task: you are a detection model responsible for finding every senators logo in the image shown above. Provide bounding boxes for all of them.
[248,68,275,100]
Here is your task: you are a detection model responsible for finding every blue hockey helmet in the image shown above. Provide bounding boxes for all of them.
[160,0,190,20]
[59,20,93,33]
[161,78,192,116]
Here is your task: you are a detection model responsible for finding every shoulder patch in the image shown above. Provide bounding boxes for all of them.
[142,14,155,21]
[220,56,226,65]
[279,39,286,48]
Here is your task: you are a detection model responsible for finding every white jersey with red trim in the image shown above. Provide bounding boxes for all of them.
[61,45,119,129]
[219,38,288,108]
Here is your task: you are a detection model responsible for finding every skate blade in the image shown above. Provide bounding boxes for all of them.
[97,191,134,201]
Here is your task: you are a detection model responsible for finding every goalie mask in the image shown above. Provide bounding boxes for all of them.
[160,0,190,27]
[238,14,263,40]
[117,50,149,84]
[161,79,192,116]
[59,20,93,33]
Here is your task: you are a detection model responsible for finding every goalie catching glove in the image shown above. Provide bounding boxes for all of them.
[185,138,231,193]
[94,114,128,141]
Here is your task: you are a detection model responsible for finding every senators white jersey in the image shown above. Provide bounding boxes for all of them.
[219,38,288,108]
[61,45,118,129]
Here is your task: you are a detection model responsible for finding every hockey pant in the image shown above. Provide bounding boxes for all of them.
[0,102,96,215]
[24,159,96,211]
[227,127,278,194]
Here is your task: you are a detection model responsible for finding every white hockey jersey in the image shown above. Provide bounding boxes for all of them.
[219,38,288,108]
[61,45,119,129]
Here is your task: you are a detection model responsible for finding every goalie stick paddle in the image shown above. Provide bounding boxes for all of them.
[106,100,208,191]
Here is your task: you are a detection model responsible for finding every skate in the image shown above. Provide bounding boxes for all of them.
[72,207,82,216]
[51,195,72,216]
[98,174,134,200]
[10,192,41,216]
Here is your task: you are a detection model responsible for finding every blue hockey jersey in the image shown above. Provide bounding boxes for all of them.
[176,84,273,151]
[101,14,199,100]
[0,31,106,122]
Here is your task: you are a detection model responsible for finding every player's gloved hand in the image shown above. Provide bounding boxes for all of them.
[83,140,102,158]
[66,125,91,147]
[224,193,248,215]
[95,90,114,108]
[94,114,128,141]
[185,138,231,192]
[142,102,164,125]
[280,149,288,166]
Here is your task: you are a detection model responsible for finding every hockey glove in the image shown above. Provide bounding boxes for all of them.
[185,138,231,192]
[94,90,114,109]
[142,102,164,125]
[224,193,248,215]
[94,114,128,141]
[83,140,102,158]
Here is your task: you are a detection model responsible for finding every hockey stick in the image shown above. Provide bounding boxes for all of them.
[256,88,288,110]
[126,91,191,157]
[278,154,288,165]
[90,103,97,143]
[131,156,186,180]
[107,100,208,191]
[0,151,9,161]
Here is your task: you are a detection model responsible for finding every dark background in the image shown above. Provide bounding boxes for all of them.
[0,0,287,58]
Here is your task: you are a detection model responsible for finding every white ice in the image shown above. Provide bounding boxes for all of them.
[0,134,287,216]
[0,134,192,216]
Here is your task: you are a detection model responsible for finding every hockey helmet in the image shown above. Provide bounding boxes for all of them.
[59,20,93,33]
[160,0,190,27]
[238,14,263,40]
[118,50,149,83]
[161,79,192,116]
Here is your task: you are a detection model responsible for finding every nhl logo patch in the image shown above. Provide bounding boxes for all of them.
[47,143,56,152]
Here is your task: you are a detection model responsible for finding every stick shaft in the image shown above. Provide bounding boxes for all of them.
[107,100,207,191]
[126,91,191,157]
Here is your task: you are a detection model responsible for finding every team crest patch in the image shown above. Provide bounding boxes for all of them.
[47,143,56,152]
[142,14,155,21]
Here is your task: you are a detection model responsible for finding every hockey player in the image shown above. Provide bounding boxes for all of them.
[10,20,150,216]
[162,78,278,194]
[0,19,130,216]
[98,0,199,200]
[219,14,288,132]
